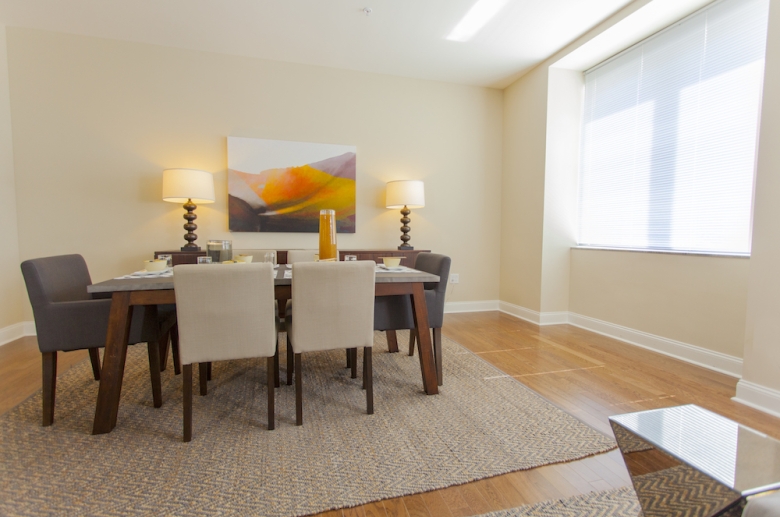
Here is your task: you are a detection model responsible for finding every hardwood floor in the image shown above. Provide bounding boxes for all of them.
[2,311,778,516]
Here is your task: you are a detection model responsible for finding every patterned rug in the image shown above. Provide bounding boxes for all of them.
[0,331,615,516]
[478,487,640,516]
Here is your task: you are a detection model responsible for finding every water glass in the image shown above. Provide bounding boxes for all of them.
[197,256,212,264]
[157,254,173,267]
[264,251,277,265]
[344,255,357,261]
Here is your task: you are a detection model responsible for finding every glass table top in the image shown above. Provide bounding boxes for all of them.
[610,404,780,495]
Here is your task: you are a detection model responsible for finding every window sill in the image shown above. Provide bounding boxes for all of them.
[572,246,750,259]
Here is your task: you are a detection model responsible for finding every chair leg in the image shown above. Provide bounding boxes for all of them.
[88,348,101,381]
[350,348,357,379]
[365,347,373,415]
[199,363,209,396]
[42,351,57,426]
[267,356,275,430]
[346,349,351,369]
[183,364,192,442]
[207,361,212,381]
[286,333,294,386]
[408,329,417,356]
[295,353,303,426]
[433,327,443,386]
[274,341,280,388]
[386,330,399,353]
[171,323,181,375]
[158,331,170,372]
[146,341,163,408]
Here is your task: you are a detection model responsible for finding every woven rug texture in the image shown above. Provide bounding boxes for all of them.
[0,331,615,516]
[478,487,640,517]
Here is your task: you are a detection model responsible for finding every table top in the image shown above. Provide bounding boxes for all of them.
[87,264,440,293]
[610,404,780,496]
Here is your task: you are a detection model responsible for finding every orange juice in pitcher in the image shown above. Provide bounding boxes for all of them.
[318,209,338,261]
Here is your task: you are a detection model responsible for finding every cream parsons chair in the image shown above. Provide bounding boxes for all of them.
[281,248,319,384]
[173,263,277,442]
[233,249,278,263]
[286,249,319,264]
[287,261,375,425]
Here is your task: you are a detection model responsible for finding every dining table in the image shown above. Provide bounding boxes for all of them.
[87,263,441,435]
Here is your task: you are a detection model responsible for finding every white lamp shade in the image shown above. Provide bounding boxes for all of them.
[162,168,215,204]
[386,180,425,209]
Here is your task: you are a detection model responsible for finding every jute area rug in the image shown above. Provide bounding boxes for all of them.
[478,487,640,517]
[0,331,615,517]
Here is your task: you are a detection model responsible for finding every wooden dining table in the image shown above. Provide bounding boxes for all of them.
[87,263,441,435]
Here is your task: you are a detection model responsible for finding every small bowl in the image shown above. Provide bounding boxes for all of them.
[236,254,253,263]
[144,259,167,272]
[381,257,402,268]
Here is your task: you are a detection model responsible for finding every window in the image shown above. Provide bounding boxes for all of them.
[577,0,769,255]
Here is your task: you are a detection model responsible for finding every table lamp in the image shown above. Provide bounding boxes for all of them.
[386,180,425,250]
[162,168,215,251]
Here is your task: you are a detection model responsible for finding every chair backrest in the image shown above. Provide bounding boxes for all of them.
[287,249,319,264]
[21,254,92,307]
[413,253,451,328]
[173,263,277,365]
[20,254,97,353]
[233,249,277,263]
[291,261,375,353]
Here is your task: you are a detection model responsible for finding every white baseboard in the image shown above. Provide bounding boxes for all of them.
[567,313,742,378]
[733,380,780,418]
[444,300,499,313]
[540,311,569,325]
[496,303,743,378]
[498,301,541,324]
[0,320,36,347]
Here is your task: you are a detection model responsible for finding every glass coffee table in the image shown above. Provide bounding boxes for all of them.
[610,404,780,517]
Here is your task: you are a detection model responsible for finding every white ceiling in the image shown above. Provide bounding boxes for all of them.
[0,0,637,88]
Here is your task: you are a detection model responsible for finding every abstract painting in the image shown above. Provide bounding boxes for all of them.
[228,136,356,233]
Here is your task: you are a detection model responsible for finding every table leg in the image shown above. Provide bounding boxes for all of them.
[92,291,133,434]
[410,283,438,395]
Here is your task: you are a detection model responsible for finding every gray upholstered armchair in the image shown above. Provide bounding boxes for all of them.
[373,252,451,386]
[21,254,175,426]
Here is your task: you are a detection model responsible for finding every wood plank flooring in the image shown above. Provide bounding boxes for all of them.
[2,311,778,516]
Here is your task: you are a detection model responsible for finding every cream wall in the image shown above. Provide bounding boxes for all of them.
[0,26,23,330]
[499,66,547,312]
[500,0,751,358]
[4,28,503,321]
[570,250,749,357]
[737,0,780,406]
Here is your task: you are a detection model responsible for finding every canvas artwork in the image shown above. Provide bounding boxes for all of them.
[227,136,356,233]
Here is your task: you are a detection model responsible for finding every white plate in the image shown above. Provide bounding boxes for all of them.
[377,265,407,271]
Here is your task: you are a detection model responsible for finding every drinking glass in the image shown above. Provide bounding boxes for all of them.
[157,254,173,267]
[318,209,337,261]
[197,256,212,264]
[264,251,277,265]
[344,255,357,261]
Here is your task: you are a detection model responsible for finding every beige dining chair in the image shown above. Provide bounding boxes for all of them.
[233,249,278,263]
[173,263,278,441]
[286,249,319,264]
[287,261,375,425]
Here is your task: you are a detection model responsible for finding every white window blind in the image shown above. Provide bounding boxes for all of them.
[578,0,769,255]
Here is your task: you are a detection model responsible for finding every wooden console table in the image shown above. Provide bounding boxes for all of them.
[155,249,430,266]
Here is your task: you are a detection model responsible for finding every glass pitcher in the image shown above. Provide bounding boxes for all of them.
[207,240,232,263]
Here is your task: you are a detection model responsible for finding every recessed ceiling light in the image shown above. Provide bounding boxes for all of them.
[446,0,510,42]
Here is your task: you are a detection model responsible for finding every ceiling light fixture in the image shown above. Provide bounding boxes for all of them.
[446,0,510,42]
[363,7,372,16]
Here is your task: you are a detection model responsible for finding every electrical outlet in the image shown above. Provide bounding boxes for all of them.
[449,273,459,284]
